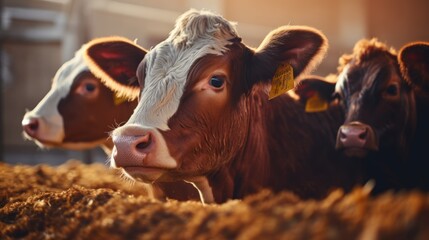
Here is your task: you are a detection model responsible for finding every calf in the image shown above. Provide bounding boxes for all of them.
[22,37,199,201]
[85,9,357,204]
[22,37,143,153]
[334,39,429,193]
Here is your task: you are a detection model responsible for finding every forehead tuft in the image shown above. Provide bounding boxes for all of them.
[167,9,239,49]
[143,9,241,80]
[338,38,397,74]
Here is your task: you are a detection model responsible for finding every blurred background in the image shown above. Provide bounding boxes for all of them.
[1,0,428,165]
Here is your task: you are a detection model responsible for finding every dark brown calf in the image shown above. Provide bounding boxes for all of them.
[86,10,357,203]
[334,39,429,193]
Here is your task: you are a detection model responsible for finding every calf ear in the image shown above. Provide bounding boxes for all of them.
[295,75,336,101]
[251,26,328,85]
[83,36,148,100]
[294,75,336,112]
[399,42,429,95]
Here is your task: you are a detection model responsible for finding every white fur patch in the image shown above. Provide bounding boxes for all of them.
[127,9,239,130]
[22,48,89,144]
[335,65,349,95]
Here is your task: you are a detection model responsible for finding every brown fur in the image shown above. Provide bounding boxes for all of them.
[58,71,137,144]
[337,38,397,73]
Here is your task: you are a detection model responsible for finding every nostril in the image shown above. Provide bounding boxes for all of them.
[28,120,39,131]
[23,118,39,135]
[135,133,152,151]
[358,129,367,140]
[111,129,157,169]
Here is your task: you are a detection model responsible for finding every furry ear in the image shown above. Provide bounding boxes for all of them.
[250,26,328,85]
[294,75,337,102]
[83,36,148,100]
[399,42,429,95]
[294,75,336,113]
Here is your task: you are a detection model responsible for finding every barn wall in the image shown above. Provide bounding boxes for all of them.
[2,42,61,146]
[366,0,429,48]
[2,0,107,164]
[222,0,365,76]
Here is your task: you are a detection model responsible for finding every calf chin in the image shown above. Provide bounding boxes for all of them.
[342,148,371,158]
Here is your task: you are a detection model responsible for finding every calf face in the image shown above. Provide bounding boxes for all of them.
[333,39,421,193]
[335,39,416,159]
[22,37,143,151]
[86,9,354,203]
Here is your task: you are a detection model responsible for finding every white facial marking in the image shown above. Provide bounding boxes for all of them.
[335,65,349,94]
[22,47,89,145]
[127,9,239,130]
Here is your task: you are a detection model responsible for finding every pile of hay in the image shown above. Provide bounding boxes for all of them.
[1,160,429,239]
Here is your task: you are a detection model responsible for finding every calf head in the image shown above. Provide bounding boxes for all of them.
[22,37,145,151]
[86,9,327,202]
[334,39,416,158]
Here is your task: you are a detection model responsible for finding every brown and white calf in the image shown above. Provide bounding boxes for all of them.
[334,39,429,193]
[22,37,200,201]
[85,9,357,204]
[21,37,143,153]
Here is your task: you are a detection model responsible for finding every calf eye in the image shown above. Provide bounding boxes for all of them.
[75,78,99,98]
[209,76,225,88]
[85,83,96,92]
[385,83,399,96]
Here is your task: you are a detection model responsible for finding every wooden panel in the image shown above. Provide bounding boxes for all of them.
[2,42,62,146]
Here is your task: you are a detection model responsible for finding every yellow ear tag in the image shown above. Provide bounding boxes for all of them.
[269,63,294,100]
[305,92,328,112]
[113,93,128,105]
